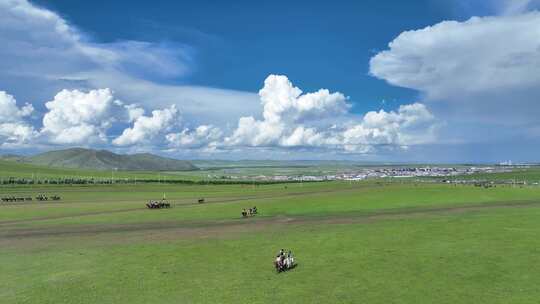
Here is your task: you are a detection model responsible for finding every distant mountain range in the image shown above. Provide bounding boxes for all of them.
[0,148,197,171]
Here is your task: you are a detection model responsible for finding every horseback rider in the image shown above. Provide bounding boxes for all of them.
[275,254,282,268]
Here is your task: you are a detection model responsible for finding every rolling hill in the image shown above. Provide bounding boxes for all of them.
[5,148,198,171]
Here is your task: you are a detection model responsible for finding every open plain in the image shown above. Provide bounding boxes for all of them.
[3,180,540,303]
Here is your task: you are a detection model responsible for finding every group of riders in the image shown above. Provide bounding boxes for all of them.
[274,249,295,272]
[146,199,170,209]
[241,206,257,217]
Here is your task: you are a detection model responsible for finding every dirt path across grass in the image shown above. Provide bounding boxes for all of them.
[0,183,373,206]
[0,185,376,225]
[2,200,539,241]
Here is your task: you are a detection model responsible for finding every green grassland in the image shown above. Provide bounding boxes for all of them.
[0,160,191,180]
[3,180,540,303]
[0,159,343,182]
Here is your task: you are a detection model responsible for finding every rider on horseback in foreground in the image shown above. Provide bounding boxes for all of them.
[274,249,295,272]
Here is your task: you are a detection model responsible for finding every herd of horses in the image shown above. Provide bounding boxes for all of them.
[1,194,61,203]
[146,200,171,209]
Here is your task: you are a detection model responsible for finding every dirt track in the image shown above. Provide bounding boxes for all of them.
[0,185,374,226]
[0,183,370,206]
[3,200,540,240]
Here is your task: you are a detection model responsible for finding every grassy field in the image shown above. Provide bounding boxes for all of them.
[0,159,347,182]
[2,181,540,303]
[0,160,198,181]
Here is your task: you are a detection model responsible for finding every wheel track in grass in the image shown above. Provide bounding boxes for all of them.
[0,183,376,206]
[0,184,376,225]
[2,200,540,240]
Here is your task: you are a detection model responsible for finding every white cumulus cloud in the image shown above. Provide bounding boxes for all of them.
[225,75,349,148]
[40,88,117,144]
[113,105,180,146]
[225,75,437,153]
[259,75,349,123]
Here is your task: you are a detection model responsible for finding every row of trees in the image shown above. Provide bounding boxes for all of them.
[0,177,312,186]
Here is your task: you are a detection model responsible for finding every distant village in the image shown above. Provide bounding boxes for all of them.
[211,166,517,182]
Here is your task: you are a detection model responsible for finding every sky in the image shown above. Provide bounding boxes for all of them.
[1,0,540,162]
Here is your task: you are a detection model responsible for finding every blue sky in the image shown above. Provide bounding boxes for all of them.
[33,0,439,111]
[1,0,540,162]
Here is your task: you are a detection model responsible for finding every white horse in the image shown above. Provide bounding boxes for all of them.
[284,256,295,269]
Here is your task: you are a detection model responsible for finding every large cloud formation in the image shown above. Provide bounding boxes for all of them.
[258,75,349,124]
[369,11,540,150]
[224,75,436,153]
[41,89,118,144]
[0,0,441,157]
[10,75,433,154]
[0,74,432,153]
[370,12,540,100]
[225,75,348,147]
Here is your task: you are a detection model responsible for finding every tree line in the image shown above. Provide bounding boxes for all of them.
[0,177,313,186]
